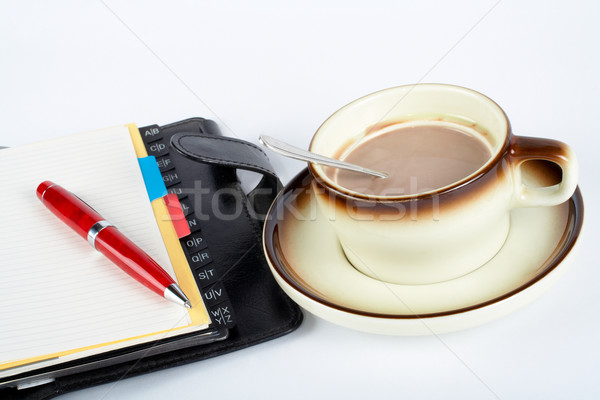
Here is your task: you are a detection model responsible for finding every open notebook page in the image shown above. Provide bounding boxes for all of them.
[0,127,198,373]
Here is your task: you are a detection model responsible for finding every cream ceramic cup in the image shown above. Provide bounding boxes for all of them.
[309,84,578,285]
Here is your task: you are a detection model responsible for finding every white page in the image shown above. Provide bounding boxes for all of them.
[0,127,192,369]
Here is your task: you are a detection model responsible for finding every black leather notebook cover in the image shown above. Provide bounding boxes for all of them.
[4,118,302,399]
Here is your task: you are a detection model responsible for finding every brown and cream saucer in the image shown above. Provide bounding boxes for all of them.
[262,169,584,335]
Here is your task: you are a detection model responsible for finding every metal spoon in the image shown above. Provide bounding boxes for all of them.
[259,135,389,179]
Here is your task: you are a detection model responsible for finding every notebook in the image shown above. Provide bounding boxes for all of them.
[0,126,212,380]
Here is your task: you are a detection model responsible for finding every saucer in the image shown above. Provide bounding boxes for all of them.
[263,169,584,335]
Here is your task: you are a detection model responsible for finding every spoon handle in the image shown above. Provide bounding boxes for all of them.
[259,135,388,179]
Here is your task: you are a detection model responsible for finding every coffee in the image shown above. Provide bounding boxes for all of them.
[310,84,578,285]
[332,124,491,196]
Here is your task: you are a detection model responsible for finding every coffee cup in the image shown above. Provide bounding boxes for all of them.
[309,84,578,285]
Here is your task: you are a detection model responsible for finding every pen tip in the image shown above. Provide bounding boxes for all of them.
[164,284,192,309]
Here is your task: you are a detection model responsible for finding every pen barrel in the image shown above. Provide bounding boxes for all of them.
[37,181,104,239]
[94,226,175,296]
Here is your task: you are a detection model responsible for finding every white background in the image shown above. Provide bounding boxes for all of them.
[1,1,599,399]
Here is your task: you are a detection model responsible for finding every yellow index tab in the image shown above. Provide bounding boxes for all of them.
[127,123,210,326]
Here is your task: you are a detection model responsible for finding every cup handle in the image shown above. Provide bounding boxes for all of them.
[509,135,579,208]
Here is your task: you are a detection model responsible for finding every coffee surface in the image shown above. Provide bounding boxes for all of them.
[333,124,491,196]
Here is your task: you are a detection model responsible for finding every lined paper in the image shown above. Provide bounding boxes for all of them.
[0,127,194,372]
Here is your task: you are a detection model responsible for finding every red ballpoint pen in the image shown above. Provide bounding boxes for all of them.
[36,181,191,309]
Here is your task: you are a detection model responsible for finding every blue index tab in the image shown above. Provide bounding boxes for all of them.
[138,156,168,202]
